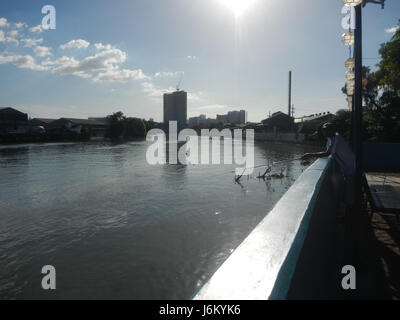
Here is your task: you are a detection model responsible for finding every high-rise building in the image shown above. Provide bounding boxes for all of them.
[163,90,187,131]
[226,109,248,125]
[239,110,247,124]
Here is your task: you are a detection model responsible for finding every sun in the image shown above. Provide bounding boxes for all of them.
[219,0,257,17]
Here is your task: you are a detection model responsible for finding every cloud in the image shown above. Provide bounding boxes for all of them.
[141,81,202,103]
[0,29,19,45]
[22,38,44,48]
[29,24,44,33]
[60,39,90,50]
[14,22,27,29]
[93,68,149,83]
[154,71,184,78]
[34,46,52,57]
[0,54,48,71]
[0,18,151,84]
[0,17,9,28]
[43,47,150,82]
[385,26,399,34]
[50,48,127,76]
[42,56,91,78]
[141,82,175,99]
[94,43,114,50]
[8,30,18,38]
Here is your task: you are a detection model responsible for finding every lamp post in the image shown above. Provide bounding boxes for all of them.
[341,0,385,274]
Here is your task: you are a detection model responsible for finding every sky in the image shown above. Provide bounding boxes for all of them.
[0,0,399,122]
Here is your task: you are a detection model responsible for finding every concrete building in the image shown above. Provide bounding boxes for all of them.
[163,90,187,131]
[188,115,218,128]
[219,109,248,125]
[216,114,228,124]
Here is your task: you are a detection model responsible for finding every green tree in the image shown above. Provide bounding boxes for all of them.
[361,19,400,142]
[107,111,126,139]
[330,109,352,140]
[124,118,147,138]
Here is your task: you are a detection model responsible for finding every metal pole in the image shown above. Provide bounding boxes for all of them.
[350,3,363,268]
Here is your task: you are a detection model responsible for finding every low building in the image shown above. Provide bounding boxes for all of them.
[294,112,332,124]
[262,111,293,132]
[48,118,109,137]
[28,118,56,128]
[0,107,29,134]
[295,112,334,137]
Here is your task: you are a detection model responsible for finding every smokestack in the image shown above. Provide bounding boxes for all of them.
[288,71,292,117]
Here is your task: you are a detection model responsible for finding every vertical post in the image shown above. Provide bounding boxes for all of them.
[350,3,363,270]
[288,71,292,117]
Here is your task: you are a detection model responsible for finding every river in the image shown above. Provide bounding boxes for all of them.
[0,140,319,299]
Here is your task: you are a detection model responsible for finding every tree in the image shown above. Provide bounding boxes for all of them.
[124,118,146,138]
[107,111,126,139]
[342,20,400,142]
[330,109,352,140]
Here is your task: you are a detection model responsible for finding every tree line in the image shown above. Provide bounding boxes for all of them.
[106,112,147,140]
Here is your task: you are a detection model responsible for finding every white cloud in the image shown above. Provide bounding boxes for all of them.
[0,54,48,71]
[34,46,52,57]
[93,68,149,83]
[0,29,19,45]
[60,39,90,50]
[8,30,18,38]
[385,26,399,34]
[14,22,27,29]
[188,92,202,102]
[0,17,9,28]
[50,48,127,76]
[141,82,175,99]
[141,81,202,103]
[154,71,184,78]
[94,43,114,50]
[29,25,44,34]
[0,18,151,84]
[44,48,150,82]
[22,38,44,48]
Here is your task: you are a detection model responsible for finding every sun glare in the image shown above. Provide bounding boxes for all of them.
[219,0,257,17]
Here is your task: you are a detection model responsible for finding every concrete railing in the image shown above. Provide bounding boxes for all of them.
[193,157,340,300]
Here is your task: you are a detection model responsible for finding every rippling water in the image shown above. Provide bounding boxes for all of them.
[0,140,318,299]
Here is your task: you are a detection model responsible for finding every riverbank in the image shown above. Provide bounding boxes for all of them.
[0,134,146,145]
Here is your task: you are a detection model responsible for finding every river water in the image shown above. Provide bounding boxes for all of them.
[0,140,318,299]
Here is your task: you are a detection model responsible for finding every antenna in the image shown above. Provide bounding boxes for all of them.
[176,73,183,91]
